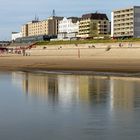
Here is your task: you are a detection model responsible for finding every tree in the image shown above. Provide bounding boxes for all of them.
[90,21,98,37]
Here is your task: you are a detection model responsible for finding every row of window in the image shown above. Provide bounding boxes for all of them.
[79,29,107,32]
[114,13,133,18]
[114,22,133,26]
[80,21,108,24]
[114,31,133,35]
[114,9,133,14]
[114,18,133,22]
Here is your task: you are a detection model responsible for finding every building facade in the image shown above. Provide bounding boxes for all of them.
[12,32,22,41]
[78,13,110,38]
[21,24,28,37]
[58,17,80,39]
[21,16,63,37]
[111,6,140,38]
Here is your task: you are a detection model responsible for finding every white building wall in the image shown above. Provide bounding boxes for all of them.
[59,17,79,33]
[111,7,136,38]
[111,12,114,37]
[12,32,22,41]
[111,6,140,38]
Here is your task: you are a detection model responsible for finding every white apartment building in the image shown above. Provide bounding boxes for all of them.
[58,17,79,39]
[111,6,140,38]
[11,32,22,41]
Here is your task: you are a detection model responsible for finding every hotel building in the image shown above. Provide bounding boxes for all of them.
[21,16,63,37]
[58,17,80,39]
[111,6,140,38]
[78,13,110,38]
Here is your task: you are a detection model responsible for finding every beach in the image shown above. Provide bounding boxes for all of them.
[1,43,140,73]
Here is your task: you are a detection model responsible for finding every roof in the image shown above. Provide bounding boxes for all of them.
[113,6,140,12]
[67,17,79,20]
[12,32,19,34]
[82,13,109,20]
[67,17,80,23]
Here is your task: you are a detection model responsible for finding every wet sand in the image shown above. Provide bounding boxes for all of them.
[1,55,140,73]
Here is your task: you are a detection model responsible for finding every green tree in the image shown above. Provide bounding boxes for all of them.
[90,21,98,37]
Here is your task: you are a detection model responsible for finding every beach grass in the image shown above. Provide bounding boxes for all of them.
[36,38,140,46]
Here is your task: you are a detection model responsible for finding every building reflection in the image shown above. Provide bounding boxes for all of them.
[12,72,110,104]
[12,72,140,111]
[78,76,90,103]
[57,75,79,105]
[23,73,49,97]
[47,76,58,103]
[110,77,140,111]
[88,76,109,105]
[110,78,134,111]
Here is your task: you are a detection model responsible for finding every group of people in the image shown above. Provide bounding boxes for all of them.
[0,48,8,56]
[2,47,30,56]
[14,47,31,56]
[119,43,133,47]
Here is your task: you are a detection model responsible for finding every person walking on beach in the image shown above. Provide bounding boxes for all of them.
[119,43,122,47]
[22,49,26,56]
[128,43,132,47]
[0,49,5,56]
[106,45,111,51]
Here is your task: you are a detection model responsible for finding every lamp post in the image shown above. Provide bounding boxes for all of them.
[78,48,80,58]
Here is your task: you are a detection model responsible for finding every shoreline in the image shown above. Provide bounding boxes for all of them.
[21,70,140,78]
[1,56,140,73]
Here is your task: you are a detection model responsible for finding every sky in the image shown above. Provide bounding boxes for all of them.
[0,0,140,40]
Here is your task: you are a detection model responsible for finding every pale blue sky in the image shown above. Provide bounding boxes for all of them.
[0,0,140,40]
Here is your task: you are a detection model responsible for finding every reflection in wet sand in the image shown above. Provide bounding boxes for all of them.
[88,76,109,105]
[12,72,140,112]
[110,77,140,111]
[110,79,134,111]
[7,72,140,140]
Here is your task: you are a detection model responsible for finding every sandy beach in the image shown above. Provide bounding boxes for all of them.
[1,43,140,73]
[1,56,140,73]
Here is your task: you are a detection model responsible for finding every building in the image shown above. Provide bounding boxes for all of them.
[21,24,29,37]
[0,41,10,47]
[21,16,63,38]
[78,13,110,38]
[58,17,80,39]
[11,32,22,41]
[111,6,140,38]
